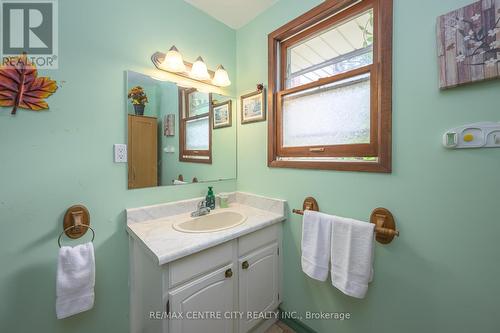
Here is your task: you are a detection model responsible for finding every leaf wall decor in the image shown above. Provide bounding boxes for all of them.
[0,53,58,115]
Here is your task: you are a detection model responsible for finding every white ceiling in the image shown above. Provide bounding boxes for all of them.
[183,0,278,29]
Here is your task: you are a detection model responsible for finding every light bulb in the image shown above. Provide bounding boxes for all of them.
[190,56,210,81]
[161,45,186,73]
[212,65,231,87]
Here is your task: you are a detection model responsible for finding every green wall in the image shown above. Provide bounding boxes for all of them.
[159,81,181,184]
[235,0,500,332]
[0,0,236,332]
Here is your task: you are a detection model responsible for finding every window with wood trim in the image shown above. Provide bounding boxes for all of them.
[179,88,212,164]
[268,0,392,172]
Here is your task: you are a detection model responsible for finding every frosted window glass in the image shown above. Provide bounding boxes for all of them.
[188,91,210,117]
[286,9,373,88]
[282,74,370,147]
[186,117,209,150]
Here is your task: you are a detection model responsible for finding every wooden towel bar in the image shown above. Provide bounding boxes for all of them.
[293,197,399,244]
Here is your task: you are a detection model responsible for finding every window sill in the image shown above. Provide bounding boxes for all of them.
[268,159,391,173]
[180,155,212,164]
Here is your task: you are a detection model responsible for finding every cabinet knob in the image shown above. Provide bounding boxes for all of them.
[242,261,249,270]
[225,268,233,278]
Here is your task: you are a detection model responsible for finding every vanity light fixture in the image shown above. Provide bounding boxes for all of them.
[160,45,186,72]
[212,65,231,87]
[190,56,210,81]
[151,47,230,88]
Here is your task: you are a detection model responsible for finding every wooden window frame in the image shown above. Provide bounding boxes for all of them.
[179,88,212,164]
[267,0,392,172]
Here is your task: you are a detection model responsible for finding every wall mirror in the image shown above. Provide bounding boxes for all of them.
[126,70,236,189]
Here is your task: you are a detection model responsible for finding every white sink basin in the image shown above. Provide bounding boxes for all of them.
[173,211,247,233]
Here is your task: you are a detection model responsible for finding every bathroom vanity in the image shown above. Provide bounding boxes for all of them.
[126,192,286,333]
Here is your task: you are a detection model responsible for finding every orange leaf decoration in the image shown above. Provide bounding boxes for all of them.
[0,53,58,115]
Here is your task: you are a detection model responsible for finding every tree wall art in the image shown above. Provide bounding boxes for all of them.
[437,0,500,88]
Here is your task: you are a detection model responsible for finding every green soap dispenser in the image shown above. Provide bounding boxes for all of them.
[206,187,216,210]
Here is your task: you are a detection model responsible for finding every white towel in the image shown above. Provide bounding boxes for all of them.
[173,180,187,185]
[301,210,333,281]
[330,216,375,299]
[56,242,95,319]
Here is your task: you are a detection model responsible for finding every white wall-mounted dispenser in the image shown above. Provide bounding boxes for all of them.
[163,145,175,153]
[443,122,500,149]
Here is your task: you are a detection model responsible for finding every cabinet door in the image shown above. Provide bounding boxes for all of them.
[169,264,235,333]
[238,243,279,333]
[128,114,158,189]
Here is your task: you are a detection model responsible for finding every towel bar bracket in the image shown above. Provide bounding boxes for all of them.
[370,208,398,244]
[292,197,319,215]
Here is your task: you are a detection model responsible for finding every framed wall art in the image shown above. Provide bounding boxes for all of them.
[437,0,500,88]
[241,86,266,124]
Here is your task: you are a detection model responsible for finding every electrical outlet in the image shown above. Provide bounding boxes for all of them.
[114,144,127,163]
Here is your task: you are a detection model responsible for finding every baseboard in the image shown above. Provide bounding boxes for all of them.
[279,310,317,333]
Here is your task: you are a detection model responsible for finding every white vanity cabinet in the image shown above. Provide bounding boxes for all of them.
[238,243,280,333]
[168,264,236,333]
[237,224,281,333]
[129,223,283,333]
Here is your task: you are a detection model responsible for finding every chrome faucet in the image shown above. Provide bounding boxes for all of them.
[191,200,211,217]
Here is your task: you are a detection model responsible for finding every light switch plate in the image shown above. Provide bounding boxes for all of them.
[114,144,127,163]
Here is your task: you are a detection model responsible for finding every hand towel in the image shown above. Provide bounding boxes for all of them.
[301,210,333,281]
[56,242,95,319]
[330,216,375,299]
[173,179,187,185]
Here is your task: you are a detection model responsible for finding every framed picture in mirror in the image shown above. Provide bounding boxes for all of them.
[212,100,232,129]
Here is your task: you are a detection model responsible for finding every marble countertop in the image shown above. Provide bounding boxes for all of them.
[126,192,286,266]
